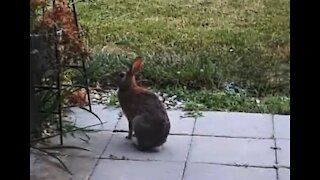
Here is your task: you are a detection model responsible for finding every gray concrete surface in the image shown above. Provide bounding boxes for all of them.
[30,105,290,180]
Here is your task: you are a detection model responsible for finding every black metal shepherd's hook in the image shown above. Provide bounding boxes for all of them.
[52,0,64,145]
[51,0,98,145]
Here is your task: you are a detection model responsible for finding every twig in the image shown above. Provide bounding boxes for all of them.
[39,145,90,151]
[31,122,106,143]
[77,106,103,124]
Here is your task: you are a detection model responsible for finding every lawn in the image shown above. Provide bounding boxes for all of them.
[75,0,290,114]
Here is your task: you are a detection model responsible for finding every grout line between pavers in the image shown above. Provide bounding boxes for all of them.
[181,116,198,180]
[185,134,273,139]
[271,114,280,180]
[276,137,290,140]
[112,129,273,139]
[86,116,122,180]
[190,161,277,169]
[94,157,282,170]
[277,165,290,169]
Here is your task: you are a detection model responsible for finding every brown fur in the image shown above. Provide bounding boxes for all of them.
[99,57,170,151]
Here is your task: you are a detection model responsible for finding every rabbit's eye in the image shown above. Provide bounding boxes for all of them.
[119,72,125,78]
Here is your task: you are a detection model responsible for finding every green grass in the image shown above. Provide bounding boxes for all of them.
[74,0,290,114]
[163,86,290,115]
[78,0,289,55]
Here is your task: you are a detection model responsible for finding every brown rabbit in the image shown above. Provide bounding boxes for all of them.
[99,57,170,151]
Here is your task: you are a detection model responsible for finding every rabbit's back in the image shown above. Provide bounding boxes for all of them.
[118,89,169,123]
[118,89,171,149]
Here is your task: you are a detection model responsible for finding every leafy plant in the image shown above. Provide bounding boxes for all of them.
[30,0,101,174]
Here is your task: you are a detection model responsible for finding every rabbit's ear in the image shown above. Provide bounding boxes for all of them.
[130,57,143,75]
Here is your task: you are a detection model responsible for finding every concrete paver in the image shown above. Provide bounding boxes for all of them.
[67,105,121,131]
[183,162,277,180]
[90,159,185,180]
[274,115,290,139]
[278,168,290,180]
[30,154,97,180]
[30,105,290,180]
[102,133,192,162]
[47,131,113,158]
[276,139,290,167]
[189,136,276,167]
[194,111,273,138]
